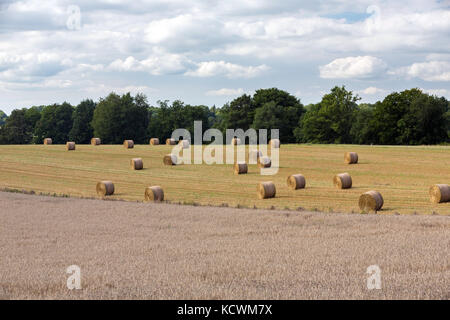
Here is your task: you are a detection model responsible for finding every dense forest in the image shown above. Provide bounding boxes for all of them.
[0,86,449,145]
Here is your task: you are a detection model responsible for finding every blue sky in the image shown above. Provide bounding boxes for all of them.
[0,0,449,114]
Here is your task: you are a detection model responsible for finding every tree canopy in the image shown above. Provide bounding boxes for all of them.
[296,86,359,143]
[69,99,96,144]
[148,100,212,142]
[0,110,6,126]
[0,87,448,145]
[91,93,149,144]
[33,103,74,144]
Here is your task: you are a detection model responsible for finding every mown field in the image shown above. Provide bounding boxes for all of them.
[0,144,449,215]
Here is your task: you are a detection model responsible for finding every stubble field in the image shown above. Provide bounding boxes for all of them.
[0,144,449,214]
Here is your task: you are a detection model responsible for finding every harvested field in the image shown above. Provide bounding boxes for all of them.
[0,191,448,299]
[0,144,449,214]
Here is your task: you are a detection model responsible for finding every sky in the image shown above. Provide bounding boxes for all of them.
[0,0,449,114]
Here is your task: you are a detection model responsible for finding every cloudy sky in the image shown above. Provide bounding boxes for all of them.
[0,0,449,113]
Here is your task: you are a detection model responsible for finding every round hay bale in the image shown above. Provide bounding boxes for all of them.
[249,150,262,162]
[258,156,271,168]
[179,139,190,149]
[166,138,176,145]
[66,142,76,151]
[130,158,143,170]
[287,174,306,190]
[257,181,276,199]
[150,138,159,145]
[269,139,280,148]
[43,138,52,145]
[234,162,248,174]
[429,184,450,203]
[145,186,164,202]
[163,154,177,166]
[359,190,384,212]
[123,140,134,148]
[345,152,358,164]
[334,173,352,189]
[91,138,101,146]
[231,138,241,145]
[96,181,114,196]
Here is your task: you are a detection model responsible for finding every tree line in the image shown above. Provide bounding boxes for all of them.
[0,86,449,145]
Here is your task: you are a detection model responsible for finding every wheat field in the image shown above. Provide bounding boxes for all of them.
[0,144,449,214]
[1,191,449,299]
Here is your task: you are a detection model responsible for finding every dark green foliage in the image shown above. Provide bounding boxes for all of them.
[215,94,254,132]
[33,102,74,144]
[252,101,301,142]
[25,107,42,130]
[69,99,96,143]
[0,109,31,144]
[147,100,211,142]
[0,110,6,126]
[446,109,450,141]
[370,88,449,145]
[217,88,304,142]
[0,87,448,145]
[0,107,43,144]
[252,88,302,110]
[252,88,304,143]
[350,104,376,144]
[297,86,359,143]
[294,103,330,143]
[92,92,149,144]
[253,101,282,133]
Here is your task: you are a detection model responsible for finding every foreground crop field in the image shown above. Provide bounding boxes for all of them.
[1,192,449,299]
[0,144,449,214]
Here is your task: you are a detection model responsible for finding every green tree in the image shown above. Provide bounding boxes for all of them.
[446,109,450,141]
[147,102,168,141]
[34,102,74,144]
[350,104,376,144]
[217,88,304,143]
[296,86,359,143]
[371,88,449,145]
[252,88,304,143]
[400,94,448,144]
[182,104,211,139]
[24,106,42,142]
[207,105,218,129]
[294,103,332,143]
[252,101,303,142]
[0,109,31,144]
[69,99,96,143]
[0,110,6,126]
[148,100,212,142]
[92,92,149,144]
[253,88,302,110]
[216,94,254,133]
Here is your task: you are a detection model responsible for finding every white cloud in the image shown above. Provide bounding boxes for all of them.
[84,83,157,96]
[108,50,188,75]
[0,52,72,81]
[145,14,194,44]
[74,63,104,72]
[359,86,387,95]
[144,14,228,52]
[1,0,450,112]
[0,78,73,90]
[224,16,350,40]
[205,88,245,96]
[185,61,269,78]
[319,56,387,79]
[421,88,450,98]
[393,61,450,82]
